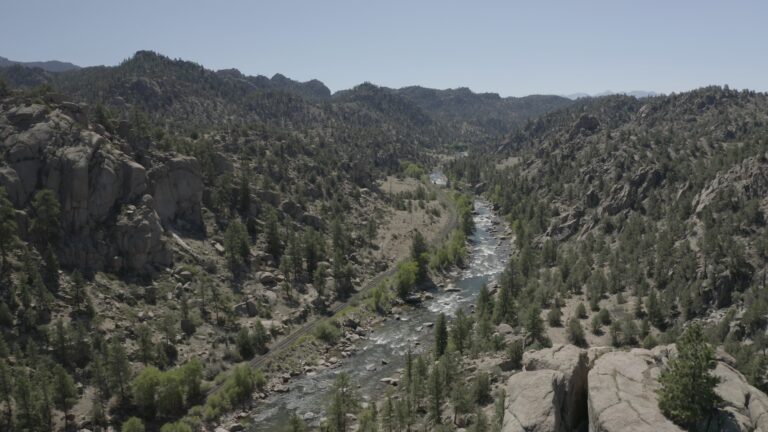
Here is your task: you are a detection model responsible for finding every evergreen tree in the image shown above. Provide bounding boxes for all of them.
[493,281,517,326]
[566,317,586,347]
[0,187,17,276]
[411,230,429,282]
[52,364,77,429]
[0,361,12,429]
[224,219,250,271]
[265,208,283,261]
[108,338,131,401]
[658,324,721,428]
[524,305,545,345]
[327,373,358,432]
[30,189,60,248]
[428,361,443,424]
[450,308,472,354]
[122,417,146,432]
[435,313,448,358]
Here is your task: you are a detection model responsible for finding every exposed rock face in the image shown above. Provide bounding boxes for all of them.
[113,195,172,273]
[148,156,204,229]
[523,345,589,431]
[588,348,681,432]
[570,114,600,137]
[587,345,768,432]
[503,369,566,432]
[0,100,206,274]
[694,154,768,215]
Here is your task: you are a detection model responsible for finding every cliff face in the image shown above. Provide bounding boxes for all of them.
[0,98,203,274]
[501,344,768,432]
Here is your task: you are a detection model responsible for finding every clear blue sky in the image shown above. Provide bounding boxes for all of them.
[2,0,766,96]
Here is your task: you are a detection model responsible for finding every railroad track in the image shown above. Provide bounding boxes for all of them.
[205,180,458,396]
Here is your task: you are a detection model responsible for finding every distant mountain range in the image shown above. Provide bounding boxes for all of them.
[0,56,81,72]
[564,90,660,100]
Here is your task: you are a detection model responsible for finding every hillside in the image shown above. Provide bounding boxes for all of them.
[0,50,489,432]
[0,56,81,73]
[449,85,768,389]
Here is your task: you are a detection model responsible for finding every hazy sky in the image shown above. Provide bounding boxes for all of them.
[2,0,766,96]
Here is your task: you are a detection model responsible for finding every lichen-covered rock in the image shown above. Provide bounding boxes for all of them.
[587,345,768,432]
[502,369,566,432]
[149,156,204,228]
[114,195,172,273]
[588,348,682,432]
[523,344,589,431]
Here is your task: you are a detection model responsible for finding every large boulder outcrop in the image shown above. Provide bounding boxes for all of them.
[0,100,208,274]
[588,348,682,432]
[503,369,566,432]
[523,345,589,431]
[148,156,204,229]
[587,345,768,432]
[113,195,172,273]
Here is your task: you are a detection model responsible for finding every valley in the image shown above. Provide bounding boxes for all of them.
[0,49,767,432]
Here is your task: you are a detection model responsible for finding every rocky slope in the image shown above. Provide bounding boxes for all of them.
[501,344,768,432]
[449,86,768,391]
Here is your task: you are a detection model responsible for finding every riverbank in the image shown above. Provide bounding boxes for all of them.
[226,200,510,431]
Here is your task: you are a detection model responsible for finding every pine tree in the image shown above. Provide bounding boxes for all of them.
[327,373,358,432]
[567,317,587,346]
[658,323,721,428]
[108,339,132,401]
[14,369,38,431]
[52,364,77,430]
[435,313,448,358]
[0,361,12,429]
[122,417,146,432]
[428,361,443,424]
[411,230,429,282]
[30,189,60,248]
[265,208,283,262]
[0,187,18,277]
[525,305,545,345]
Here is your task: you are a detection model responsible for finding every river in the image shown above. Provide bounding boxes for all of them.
[248,200,508,431]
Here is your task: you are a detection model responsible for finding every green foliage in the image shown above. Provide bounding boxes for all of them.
[472,371,492,405]
[435,313,448,358]
[575,302,587,319]
[430,229,468,270]
[401,161,426,179]
[0,187,18,275]
[30,189,60,248]
[224,220,250,271]
[566,317,586,347]
[122,417,146,432]
[547,306,562,327]
[326,373,359,432]
[395,260,418,299]
[506,340,524,369]
[411,230,429,282]
[314,320,341,345]
[658,324,721,428]
[131,360,203,419]
[524,305,545,345]
[450,308,473,354]
[203,365,264,421]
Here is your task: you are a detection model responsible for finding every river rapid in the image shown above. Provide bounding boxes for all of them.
[249,200,509,431]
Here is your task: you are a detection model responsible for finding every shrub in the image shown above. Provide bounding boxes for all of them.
[122,417,145,432]
[507,340,524,370]
[314,320,341,345]
[547,306,562,327]
[575,303,587,319]
[566,317,586,347]
[472,372,492,405]
[658,324,721,428]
